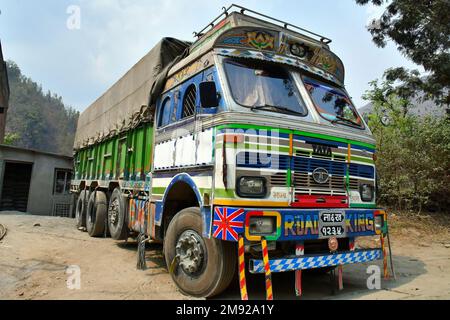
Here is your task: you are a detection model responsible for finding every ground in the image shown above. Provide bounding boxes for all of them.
[0,211,449,300]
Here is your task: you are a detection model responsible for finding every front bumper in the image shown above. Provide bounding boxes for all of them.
[212,206,387,242]
[249,249,382,273]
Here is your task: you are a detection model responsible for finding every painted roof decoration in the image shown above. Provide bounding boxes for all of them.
[184,8,345,84]
[214,27,345,84]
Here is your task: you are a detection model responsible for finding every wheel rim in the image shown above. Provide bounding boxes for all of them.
[109,198,120,227]
[176,230,206,276]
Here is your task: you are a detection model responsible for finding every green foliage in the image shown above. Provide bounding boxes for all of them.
[356,0,450,107]
[3,132,19,145]
[364,80,450,212]
[5,61,79,155]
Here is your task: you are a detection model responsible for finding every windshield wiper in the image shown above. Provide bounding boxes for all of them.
[251,104,304,116]
[331,115,361,127]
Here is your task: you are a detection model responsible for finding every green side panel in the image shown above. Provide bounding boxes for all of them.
[97,143,103,180]
[128,130,137,180]
[99,142,105,180]
[75,122,154,184]
[113,138,119,180]
[144,125,154,174]
[88,148,94,179]
[117,136,128,180]
[135,127,145,180]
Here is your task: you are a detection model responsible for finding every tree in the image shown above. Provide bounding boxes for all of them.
[5,61,79,155]
[356,0,450,108]
[364,81,450,213]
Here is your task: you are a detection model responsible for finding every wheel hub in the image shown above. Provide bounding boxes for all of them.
[176,230,205,275]
[109,199,119,225]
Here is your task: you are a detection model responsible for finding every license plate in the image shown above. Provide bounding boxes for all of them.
[320,212,344,223]
[320,226,345,237]
[319,210,346,239]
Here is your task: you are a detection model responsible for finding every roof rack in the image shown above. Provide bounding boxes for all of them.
[193,4,332,45]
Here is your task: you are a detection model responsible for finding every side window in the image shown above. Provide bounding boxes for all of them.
[171,91,179,122]
[54,169,72,195]
[158,97,171,127]
[182,84,197,119]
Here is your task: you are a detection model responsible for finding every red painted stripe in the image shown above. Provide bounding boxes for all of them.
[291,195,349,208]
[295,270,302,296]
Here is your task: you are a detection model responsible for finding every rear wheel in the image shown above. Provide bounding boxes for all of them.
[164,207,236,298]
[75,190,88,229]
[108,188,128,240]
[86,191,107,237]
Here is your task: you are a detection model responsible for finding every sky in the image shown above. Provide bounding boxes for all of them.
[0,0,421,112]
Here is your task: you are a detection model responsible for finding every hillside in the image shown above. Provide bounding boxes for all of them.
[358,98,445,118]
[4,61,79,156]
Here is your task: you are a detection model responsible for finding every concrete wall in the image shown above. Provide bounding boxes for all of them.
[0,145,73,216]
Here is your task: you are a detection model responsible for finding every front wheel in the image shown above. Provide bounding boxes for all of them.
[164,207,236,298]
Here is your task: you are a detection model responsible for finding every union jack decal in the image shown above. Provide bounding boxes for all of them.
[213,207,245,242]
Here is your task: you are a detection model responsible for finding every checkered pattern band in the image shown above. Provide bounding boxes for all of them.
[249,249,382,274]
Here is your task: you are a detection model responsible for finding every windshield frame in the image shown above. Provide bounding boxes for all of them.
[222,57,309,118]
[301,74,365,130]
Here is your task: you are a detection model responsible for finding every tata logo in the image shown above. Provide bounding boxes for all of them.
[312,167,330,184]
[312,144,332,157]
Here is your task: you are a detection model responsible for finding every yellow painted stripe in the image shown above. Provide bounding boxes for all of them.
[347,143,352,164]
[213,199,290,207]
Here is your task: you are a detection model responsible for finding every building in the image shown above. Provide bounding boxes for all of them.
[0,145,73,216]
[0,41,10,143]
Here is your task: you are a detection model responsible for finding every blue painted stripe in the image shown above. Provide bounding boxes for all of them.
[293,156,347,176]
[350,144,376,152]
[349,163,374,179]
[249,249,382,273]
[153,170,213,179]
[236,152,291,170]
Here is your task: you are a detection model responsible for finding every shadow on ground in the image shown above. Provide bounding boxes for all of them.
[120,236,427,300]
[214,254,427,300]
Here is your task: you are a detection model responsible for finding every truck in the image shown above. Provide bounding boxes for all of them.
[71,4,392,299]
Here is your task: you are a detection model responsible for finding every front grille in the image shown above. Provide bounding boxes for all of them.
[293,172,346,190]
[269,172,287,187]
[349,178,359,191]
[293,156,346,176]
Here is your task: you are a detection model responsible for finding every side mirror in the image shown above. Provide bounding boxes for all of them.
[199,81,219,108]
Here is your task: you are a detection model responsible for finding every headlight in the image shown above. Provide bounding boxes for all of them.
[374,215,384,230]
[249,216,276,235]
[360,184,374,202]
[237,177,266,198]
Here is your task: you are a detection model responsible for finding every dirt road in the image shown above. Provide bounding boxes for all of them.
[1,211,449,300]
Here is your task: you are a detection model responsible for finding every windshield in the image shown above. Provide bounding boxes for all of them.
[224,59,307,115]
[302,76,363,128]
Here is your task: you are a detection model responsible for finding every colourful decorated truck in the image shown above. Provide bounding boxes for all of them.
[72,5,392,299]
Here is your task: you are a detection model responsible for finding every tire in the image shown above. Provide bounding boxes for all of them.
[86,191,107,237]
[164,207,236,298]
[108,188,129,240]
[75,190,88,229]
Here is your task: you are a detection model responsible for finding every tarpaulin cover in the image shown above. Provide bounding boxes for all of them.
[74,37,190,150]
